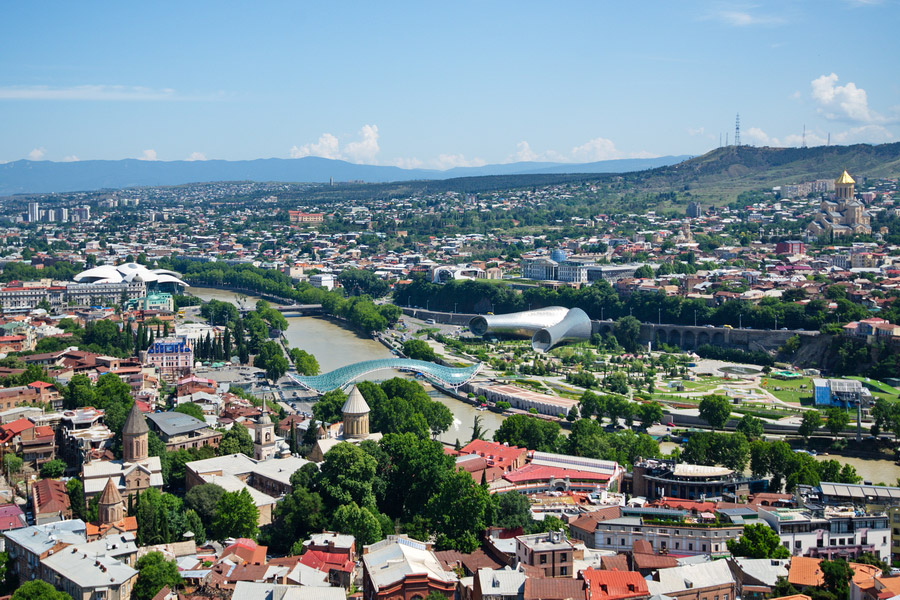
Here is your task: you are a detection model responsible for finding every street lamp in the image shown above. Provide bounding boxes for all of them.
[739,313,742,329]
[694,310,697,327]
[454,302,458,313]
[659,308,662,325]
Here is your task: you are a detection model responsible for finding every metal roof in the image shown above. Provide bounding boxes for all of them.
[146,411,208,437]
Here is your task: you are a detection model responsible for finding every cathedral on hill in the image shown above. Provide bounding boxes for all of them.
[807,170,872,239]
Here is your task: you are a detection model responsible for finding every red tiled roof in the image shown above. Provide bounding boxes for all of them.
[583,567,649,600]
[524,577,586,600]
[299,549,354,574]
[33,479,70,515]
[504,463,610,484]
[460,439,526,469]
[0,503,26,532]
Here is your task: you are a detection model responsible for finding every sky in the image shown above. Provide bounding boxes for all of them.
[2,1,899,169]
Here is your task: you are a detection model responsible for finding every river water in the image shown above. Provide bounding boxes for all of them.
[189,287,506,443]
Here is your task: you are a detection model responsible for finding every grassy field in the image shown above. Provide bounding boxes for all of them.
[761,376,813,404]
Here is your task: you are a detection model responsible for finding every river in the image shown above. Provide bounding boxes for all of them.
[188,286,506,443]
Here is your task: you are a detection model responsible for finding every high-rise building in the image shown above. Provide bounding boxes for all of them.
[27,202,39,223]
[687,201,703,218]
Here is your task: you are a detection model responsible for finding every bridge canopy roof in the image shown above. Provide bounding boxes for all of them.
[288,358,482,393]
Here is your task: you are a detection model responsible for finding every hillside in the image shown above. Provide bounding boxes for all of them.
[623,142,900,201]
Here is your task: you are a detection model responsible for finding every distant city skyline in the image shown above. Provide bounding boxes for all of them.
[2,1,898,168]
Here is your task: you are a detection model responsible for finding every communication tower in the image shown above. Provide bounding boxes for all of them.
[734,113,741,146]
[802,125,807,148]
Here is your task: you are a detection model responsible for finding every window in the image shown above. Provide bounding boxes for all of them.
[607,538,612,546]
[561,566,568,576]
[560,553,567,562]
[795,541,802,549]
[689,543,693,551]
[702,544,707,552]
[675,542,680,550]
[621,539,625,546]
[540,555,547,564]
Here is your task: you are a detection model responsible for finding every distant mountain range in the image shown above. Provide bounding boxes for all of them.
[0,155,691,196]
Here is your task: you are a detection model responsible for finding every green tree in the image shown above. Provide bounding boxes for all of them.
[493,414,561,452]
[377,433,453,521]
[613,316,642,352]
[319,442,378,510]
[184,483,226,528]
[494,492,533,530]
[637,402,663,426]
[699,395,732,430]
[211,488,259,541]
[799,410,822,441]
[39,459,66,478]
[726,523,791,558]
[854,552,889,574]
[402,339,437,362]
[253,340,289,382]
[134,551,182,600]
[66,478,86,521]
[820,559,854,600]
[182,509,206,544]
[4,455,22,478]
[218,422,253,456]
[312,389,348,424]
[426,469,492,552]
[174,403,205,422]
[735,414,764,440]
[11,581,72,600]
[269,485,327,553]
[331,502,383,545]
[825,407,850,437]
[288,347,320,375]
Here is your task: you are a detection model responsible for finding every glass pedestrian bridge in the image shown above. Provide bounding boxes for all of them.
[288,358,483,393]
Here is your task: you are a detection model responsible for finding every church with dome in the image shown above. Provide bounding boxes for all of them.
[807,170,872,239]
[307,386,383,462]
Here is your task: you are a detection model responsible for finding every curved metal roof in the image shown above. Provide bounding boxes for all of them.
[288,359,482,393]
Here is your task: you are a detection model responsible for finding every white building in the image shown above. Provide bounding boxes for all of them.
[310,273,335,290]
[757,506,890,561]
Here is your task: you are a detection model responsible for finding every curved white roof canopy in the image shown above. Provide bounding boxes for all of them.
[74,262,188,287]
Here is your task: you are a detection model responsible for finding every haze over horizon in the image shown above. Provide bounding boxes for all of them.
[2,1,899,169]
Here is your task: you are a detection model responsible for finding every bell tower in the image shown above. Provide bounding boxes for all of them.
[122,402,149,462]
[254,398,276,461]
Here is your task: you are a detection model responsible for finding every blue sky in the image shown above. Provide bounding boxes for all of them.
[2,1,898,168]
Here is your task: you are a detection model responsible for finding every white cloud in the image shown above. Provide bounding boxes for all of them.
[139,149,158,161]
[290,133,340,160]
[743,124,893,147]
[343,124,380,164]
[61,155,79,162]
[391,157,424,169]
[434,154,487,169]
[186,152,206,161]
[708,6,785,27]
[0,84,211,102]
[28,147,46,160]
[810,73,883,123]
[507,141,568,163]
[571,136,623,162]
[290,125,380,163]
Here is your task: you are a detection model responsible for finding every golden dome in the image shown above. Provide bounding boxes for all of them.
[835,170,855,185]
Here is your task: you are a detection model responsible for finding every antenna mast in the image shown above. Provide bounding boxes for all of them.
[827,133,831,146]
[802,125,807,148]
[734,113,741,147]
